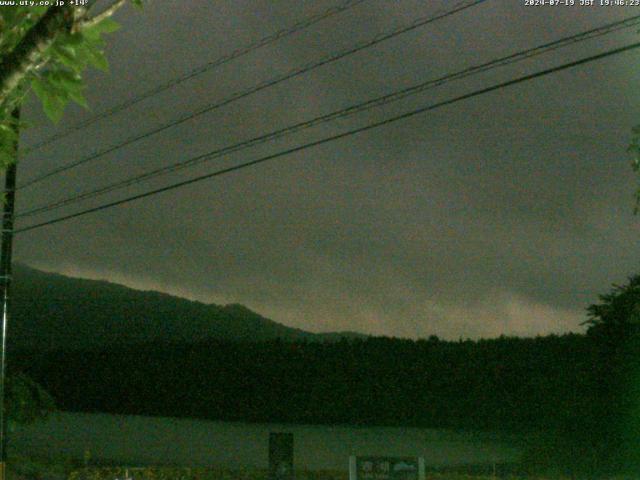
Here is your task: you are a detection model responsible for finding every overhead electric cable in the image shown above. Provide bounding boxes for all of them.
[16,41,640,234]
[16,13,640,219]
[23,0,368,154]
[18,0,487,190]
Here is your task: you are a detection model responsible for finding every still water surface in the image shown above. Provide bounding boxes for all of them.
[10,412,521,470]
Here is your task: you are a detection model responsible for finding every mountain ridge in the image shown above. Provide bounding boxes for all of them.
[9,263,367,349]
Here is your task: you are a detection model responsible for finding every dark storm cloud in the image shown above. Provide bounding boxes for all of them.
[12,0,640,339]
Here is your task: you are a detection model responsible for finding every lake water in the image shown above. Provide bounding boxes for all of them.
[10,412,522,470]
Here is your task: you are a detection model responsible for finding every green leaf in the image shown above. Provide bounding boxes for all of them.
[30,76,47,101]
[130,0,144,10]
[81,34,106,56]
[82,43,109,72]
[67,89,88,109]
[31,77,68,123]
[44,71,88,109]
[64,32,85,46]
[0,121,17,135]
[0,127,14,150]
[48,70,83,90]
[82,17,121,41]
[0,150,15,169]
[50,44,83,72]
[42,95,67,122]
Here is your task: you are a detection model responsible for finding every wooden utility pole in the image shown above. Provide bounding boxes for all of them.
[0,108,20,480]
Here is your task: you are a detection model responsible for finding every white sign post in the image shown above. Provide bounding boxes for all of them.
[349,456,425,480]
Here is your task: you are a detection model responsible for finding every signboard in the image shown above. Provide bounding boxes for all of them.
[349,456,425,480]
[269,432,294,480]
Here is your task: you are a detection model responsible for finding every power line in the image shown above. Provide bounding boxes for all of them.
[18,0,487,190]
[22,0,368,154]
[16,14,640,219]
[16,41,640,234]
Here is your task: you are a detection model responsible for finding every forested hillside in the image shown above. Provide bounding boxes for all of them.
[10,265,364,348]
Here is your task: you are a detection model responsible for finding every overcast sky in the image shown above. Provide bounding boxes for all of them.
[10,0,640,340]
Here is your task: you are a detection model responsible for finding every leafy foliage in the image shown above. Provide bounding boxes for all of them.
[5,371,55,427]
[579,275,640,475]
[584,274,640,341]
[0,7,50,56]
[0,113,20,169]
[0,3,141,167]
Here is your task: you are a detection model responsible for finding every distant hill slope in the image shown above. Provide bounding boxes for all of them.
[9,264,366,349]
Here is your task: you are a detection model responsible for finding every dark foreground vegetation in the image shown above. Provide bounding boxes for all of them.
[11,276,640,477]
[8,462,532,480]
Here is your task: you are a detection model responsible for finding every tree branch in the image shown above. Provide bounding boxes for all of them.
[80,0,126,29]
[0,6,77,111]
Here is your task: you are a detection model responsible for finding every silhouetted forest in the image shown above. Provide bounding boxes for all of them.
[10,334,597,429]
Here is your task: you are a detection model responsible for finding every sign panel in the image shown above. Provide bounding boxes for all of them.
[349,456,425,480]
[269,432,294,480]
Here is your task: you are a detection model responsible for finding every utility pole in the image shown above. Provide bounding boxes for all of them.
[0,107,20,480]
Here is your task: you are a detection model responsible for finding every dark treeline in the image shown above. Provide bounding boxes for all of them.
[13,333,596,431]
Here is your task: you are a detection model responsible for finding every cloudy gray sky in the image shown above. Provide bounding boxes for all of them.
[10,0,640,340]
